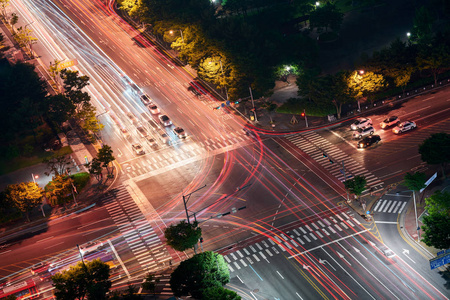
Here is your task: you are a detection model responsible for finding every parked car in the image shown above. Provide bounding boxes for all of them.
[159,115,172,126]
[350,118,372,130]
[380,116,400,129]
[392,121,417,134]
[140,94,152,106]
[352,126,375,139]
[79,241,103,256]
[357,135,381,148]
[132,144,145,155]
[148,104,160,115]
[173,127,187,139]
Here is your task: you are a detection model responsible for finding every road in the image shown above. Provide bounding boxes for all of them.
[1,0,449,298]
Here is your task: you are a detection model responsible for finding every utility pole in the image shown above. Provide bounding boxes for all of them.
[182,185,207,224]
[342,160,350,203]
[304,109,308,127]
[249,87,258,122]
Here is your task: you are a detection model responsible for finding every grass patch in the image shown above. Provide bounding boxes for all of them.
[72,172,90,192]
[277,98,335,117]
[0,146,73,176]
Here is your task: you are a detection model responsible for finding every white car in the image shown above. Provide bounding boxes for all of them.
[79,241,103,256]
[392,121,417,134]
[140,94,152,106]
[352,126,375,139]
[159,115,172,126]
[380,245,396,258]
[149,104,160,115]
[350,118,372,130]
[173,127,187,139]
[132,143,145,155]
[380,116,400,129]
[120,127,130,139]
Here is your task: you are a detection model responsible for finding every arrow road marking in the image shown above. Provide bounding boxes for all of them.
[403,249,416,264]
[319,258,336,271]
[303,264,320,277]
[337,251,352,266]
[353,246,367,260]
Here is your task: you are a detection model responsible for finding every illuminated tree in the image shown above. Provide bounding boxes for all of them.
[43,153,71,177]
[13,26,37,55]
[60,69,91,111]
[393,65,414,96]
[88,158,103,182]
[410,6,434,46]
[0,0,10,20]
[45,174,74,206]
[4,182,43,222]
[417,44,450,86]
[97,145,115,176]
[77,102,104,138]
[10,12,18,33]
[347,71,386,106]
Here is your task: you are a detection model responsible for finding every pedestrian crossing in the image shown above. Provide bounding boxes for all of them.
[102,186,170,270]
[122,130,251,178]
[372,198,408,214]
[224,211,362,272]
[286,132,384,192]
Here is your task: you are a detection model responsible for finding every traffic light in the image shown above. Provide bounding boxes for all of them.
[200,237,203,243]
[329,159,334,164]
[213,106,221,110]
[323,153,327,158]
[301,112,305,117]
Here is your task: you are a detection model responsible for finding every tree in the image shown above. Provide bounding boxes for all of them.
[164,220,202,252]
[45,174,74,206]
[4,182,43,222]
[9,12,18,33]
[43,153,71,176]
[142,273,160,298]
[170,251,230,299]
[392,65,414,97]
[416,43,450,86]
[77,102,104,139]
[13,26,37,55]
[52,259,111,300]
[347,71,386,106]
[419,133,450,178]
[0,0,10,20]
[329,72,356,119]
[97,145,115,176]
[43,94,76,125]
[88,158,103,182]
[404,172,426,192]
[260,101,277,123]
[410,6,434,46]
[309,2,343,33]
[60,69,91,110]
[48,59,62,82]
[421,190,450,249]
[344,175,367,199]
[202,286,241,300]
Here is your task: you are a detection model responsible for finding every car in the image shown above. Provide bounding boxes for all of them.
[380,245,396,258]
[132,143,145,155]
[119,127,130,139]
[140,94,152,106]
[148,104,160,114]
[352,126,375,139]
[121,75,132,87]
[357,135,381,148]
[147,137,158,148]
[189,81,207,95]
[380,116,400,129]
[350,118,372,130]
[79,241,103,256]
[157,129,170,144]
[126,112,138,125]
[188,85,201,97]
[173,127,187,139]
[30,262,49,275]
[159,115,172,126]
[39,271,52,282]
[392,121,417,134]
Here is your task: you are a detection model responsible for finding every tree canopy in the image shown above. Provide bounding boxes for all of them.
[403,172,426,192]
[344,175,367,198]
[421,190,450,249]
[52,259,111,300]
[419,133,450,178]
[4,182,43,221]
[170,251,230,299]
[164,220,202,252]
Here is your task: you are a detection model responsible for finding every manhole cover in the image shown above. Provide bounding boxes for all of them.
[253,289,259,293]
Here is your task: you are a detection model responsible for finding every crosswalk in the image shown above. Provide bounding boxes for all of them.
[286,132,384,192]
[122,130,251,178]
[372,198,408,214]
[224,211,363,272]
[102,186,170,270]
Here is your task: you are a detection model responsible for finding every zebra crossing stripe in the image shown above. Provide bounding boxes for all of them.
[391,201,402,213]
[230,253,238,260]
[293,229,300,235]
[347,220,355,227]
[262,240,270,248]
[303,235,311,242]
[336,214,345,221]
[265,249,273,257]
[278,244,286,252]
[299,227,307,234]
[305,225,313,231]
[246,257,254,265]
[340,222,349,230]
[272,247,280,254]
[309,233,317,240]
[383,201,395,213]
[233,262,241,270]
[249,245,257,253]
[268,239,276,246]
[335,225,343,231]
[252,254,261,262]
[316,231,324,238]
[228,265,234,272]
[322,229,330,235]
[236,250,244,258]
[290,237,299,247]
[324,219,331,226]
[398,202,407,213]
[284,242,292,250]
[240,259,247,267]
[255,243,264,250]
[312,223,319,230]
[243,248,251,255]
[224,256,231,263]
[280,234,289,241]
[329,226,336,234]
[352,217,361,225]
[297,237,305,245]
[317,221,325,227]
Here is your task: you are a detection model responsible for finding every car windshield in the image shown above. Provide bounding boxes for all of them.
[161,116,169,121]
[151,105,157,109]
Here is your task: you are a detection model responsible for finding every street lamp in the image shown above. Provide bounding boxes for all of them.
[315,2,320,7]
[31,173,38,184]
[354,70,364,112]
[406,32,411,37]
[169,29,184,43]
[219,59,229,101]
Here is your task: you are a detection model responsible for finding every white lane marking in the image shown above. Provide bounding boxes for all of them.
[277,271,285,279]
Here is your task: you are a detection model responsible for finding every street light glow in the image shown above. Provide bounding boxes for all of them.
[316,2,320,6]
[407,32,411,37]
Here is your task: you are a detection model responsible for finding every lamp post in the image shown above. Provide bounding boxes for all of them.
[219,59,228,101]
[249,86,258,122]
[354,70,364,112]
[31,173,38,184]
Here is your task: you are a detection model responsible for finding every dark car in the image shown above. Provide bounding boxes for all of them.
[357,135,381,148]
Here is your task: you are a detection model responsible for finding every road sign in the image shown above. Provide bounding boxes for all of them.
[430,253,450,270]
[366,211,370,214]
[420,172,437,193]
[58,59,78,70]
[437,249,450,256]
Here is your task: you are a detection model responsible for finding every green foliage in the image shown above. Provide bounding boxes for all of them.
[52,259,111,300]
[60,69,91,110]
[410,6,434,46]
[276,97,335,117]
[170,251,230,299]
[309,2,343,33]
[403,172,426,192]
[347,71,387,104]
[164,220,202,252]
[45,174,73,206]
[13,26,37,50]
[202,286,241,300]
[416,42,450,86]
[43,153,71,176]
[43,94,76,125]
[3,182,43,221]
[421,191,450,249]
[97,145,115,175]
[419,133,450,178]
[344,175,367,198]
[71,172,90,191]
[141,273,160,295]
[88,158,103,182]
